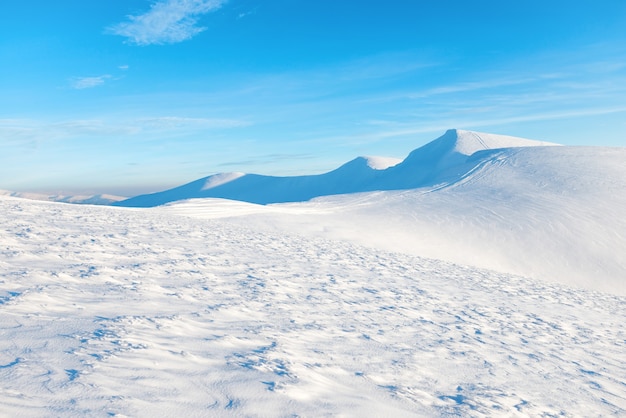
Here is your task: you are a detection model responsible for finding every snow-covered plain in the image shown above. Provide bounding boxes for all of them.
[2,196,626,417]
[2,129,626,416]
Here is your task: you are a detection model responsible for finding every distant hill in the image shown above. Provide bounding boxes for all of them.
[0,190,126,205]
[115,129,558,207]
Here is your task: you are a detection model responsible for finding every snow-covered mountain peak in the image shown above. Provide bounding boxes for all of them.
[402,128,560,171]
[451,129,559,154]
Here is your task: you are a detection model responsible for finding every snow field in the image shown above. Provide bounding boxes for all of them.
[1,196,625,417]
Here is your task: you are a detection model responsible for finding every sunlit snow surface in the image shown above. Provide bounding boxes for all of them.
[2,131,626,416]
[1,196,626,417]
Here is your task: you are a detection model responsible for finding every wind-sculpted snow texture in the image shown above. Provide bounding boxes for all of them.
[115,129,556,207]
[1,196,626,416]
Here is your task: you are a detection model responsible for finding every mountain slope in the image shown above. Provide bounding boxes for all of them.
[162,145,626,295]
[378,129,558,189]
[115,129,556,207]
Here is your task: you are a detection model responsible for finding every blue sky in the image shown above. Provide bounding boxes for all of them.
[1,0,625,195]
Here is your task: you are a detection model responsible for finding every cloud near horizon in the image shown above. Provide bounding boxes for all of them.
[107,0,227,45]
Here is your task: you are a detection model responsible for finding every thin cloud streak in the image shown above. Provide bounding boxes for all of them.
[107,0,227,45]
[139,116,249,129]
[217,153,316,168]
[71,75,112,89]
[0,116,249,146]
[357,107,626,142]
[407,77,538,99]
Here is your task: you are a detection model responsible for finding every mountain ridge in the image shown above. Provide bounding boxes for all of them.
[115,129,559,207]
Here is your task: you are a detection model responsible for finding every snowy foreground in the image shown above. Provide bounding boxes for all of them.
[1,196,625,417]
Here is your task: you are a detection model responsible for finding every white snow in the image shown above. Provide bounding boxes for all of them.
[1,129,625,416]
[399,128,559,173]
[1,195,625,416]
[201,172,246,190]
[361,155,402,170]
[448,129,558,155]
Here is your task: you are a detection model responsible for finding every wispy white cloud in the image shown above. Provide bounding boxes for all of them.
[0,119,141,147]
[0,115,249,147]
[107,0,227,45]
[139,116,250,129]
[70,75,112,89]
[237,10,256,19]
[345,107,626,144]
[407,77,537,99]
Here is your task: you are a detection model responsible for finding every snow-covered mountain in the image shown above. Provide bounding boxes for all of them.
[115,129,557,207]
